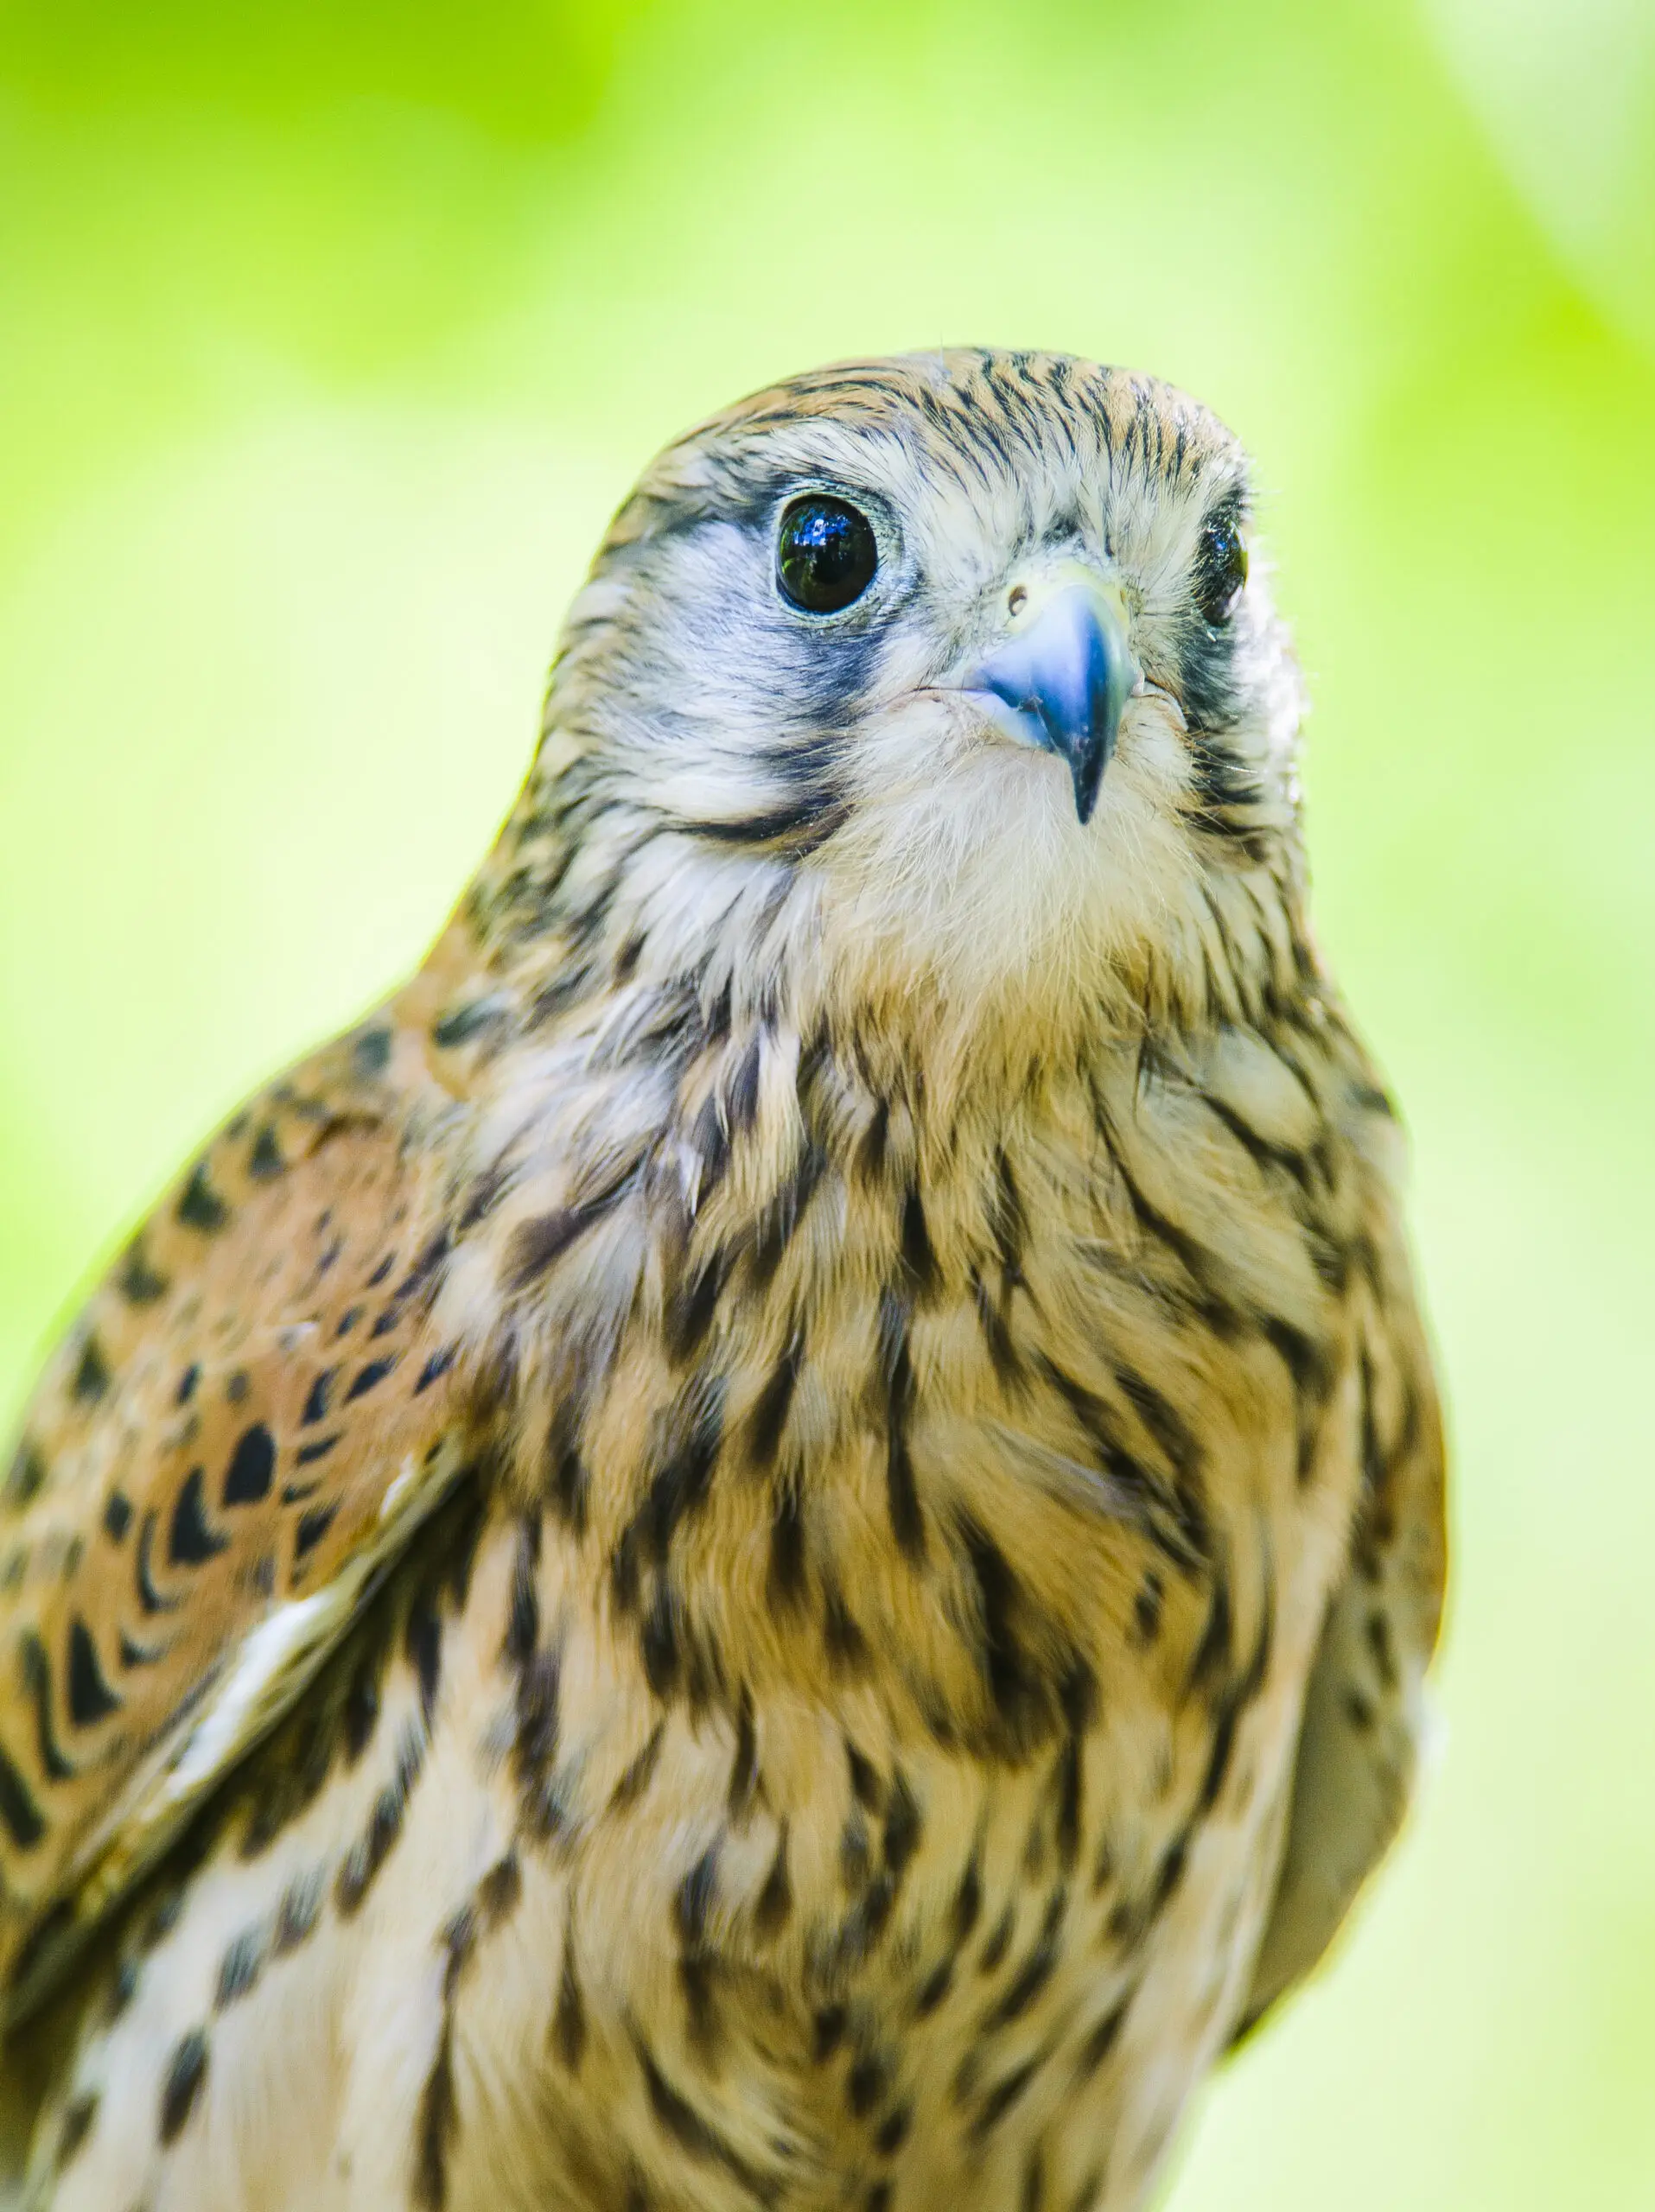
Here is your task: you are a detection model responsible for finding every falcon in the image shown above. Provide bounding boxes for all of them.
[0,351,1446,2212]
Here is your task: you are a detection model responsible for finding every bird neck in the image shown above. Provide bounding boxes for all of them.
[446,730,1317,1121]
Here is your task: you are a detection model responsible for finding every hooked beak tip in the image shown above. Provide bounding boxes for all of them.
[961,582,1136,823]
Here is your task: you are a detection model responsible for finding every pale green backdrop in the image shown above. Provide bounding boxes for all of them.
[2,2,1652,2202]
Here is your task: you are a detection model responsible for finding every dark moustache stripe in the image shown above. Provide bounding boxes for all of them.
[676,796,849,854]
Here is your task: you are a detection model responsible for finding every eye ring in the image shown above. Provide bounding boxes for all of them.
[1194,512,1249,627]
[776,494,879,615]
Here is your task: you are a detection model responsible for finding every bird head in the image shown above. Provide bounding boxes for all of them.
[483,352,1306,1059]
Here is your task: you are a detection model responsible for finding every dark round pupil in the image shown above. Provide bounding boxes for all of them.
[1195,516,1248,625]
[777,496,878,613]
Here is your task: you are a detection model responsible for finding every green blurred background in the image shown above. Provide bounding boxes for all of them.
[2,0,1652,2200]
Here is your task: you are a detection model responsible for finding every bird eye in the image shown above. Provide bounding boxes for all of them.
[1193,512,1248,626]
[776,495,878,614]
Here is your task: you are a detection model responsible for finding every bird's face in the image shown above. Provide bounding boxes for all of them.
[538,353,1304,1034]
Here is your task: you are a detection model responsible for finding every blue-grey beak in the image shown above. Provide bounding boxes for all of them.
[962,582,1137,824]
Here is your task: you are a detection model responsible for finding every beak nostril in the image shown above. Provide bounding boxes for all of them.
[1007,585,1028,618]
